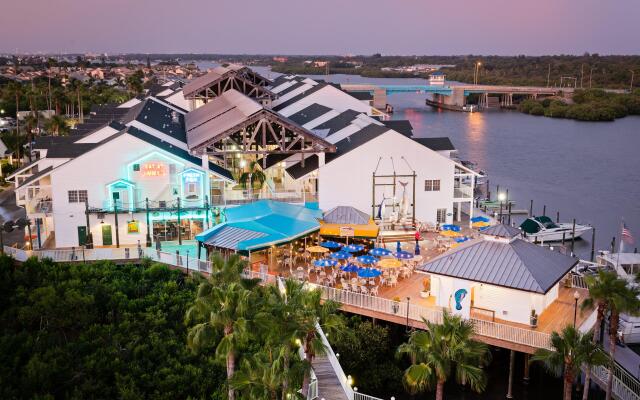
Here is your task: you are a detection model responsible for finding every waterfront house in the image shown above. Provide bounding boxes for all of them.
[417,224,579,326]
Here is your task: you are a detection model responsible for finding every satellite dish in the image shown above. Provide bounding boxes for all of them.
[3,221,14,232]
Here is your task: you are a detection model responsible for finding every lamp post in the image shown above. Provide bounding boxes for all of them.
[573,290,580,327]
[405,296,411,332]
[498,192,506,224]
[474,62,482,85]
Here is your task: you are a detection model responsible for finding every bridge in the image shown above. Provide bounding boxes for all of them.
[341,83,570,110]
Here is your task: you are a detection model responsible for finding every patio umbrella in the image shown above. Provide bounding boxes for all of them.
[343,244,365,253]
[472,221,490,228]
[451,243,460,249]
[378,258,402,268]
[471,216,491,223]
[369,247,391,257]
[356,255,379,265]
[307,245,329,253]
[479,225,491,231]
[330,251,351,260]
[441,224,461,232]
[357,268,382,278]
[340,263,359,273]
[320,241,342,249]
[414,242,421,255]
[440,230,461,238]
[396,241,402,252]
[394,251,414,260]
[455,236,470,243]
[314,258,338,267]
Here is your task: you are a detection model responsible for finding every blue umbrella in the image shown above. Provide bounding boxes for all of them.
[330,251,351,260]
[356,255,379,265]
[455,236,470,243]
[369,247,391,257]
[479,226,491,231]
[357,268,382,278]
[442,224,461,232]
[343,244,365,253]
[314,258,338,267]
[471,216,490,223]
[396,241,402,252]
[340,263,359,272]
[415,242,421,255]
[320,241,342,249]
[394,251,414,260]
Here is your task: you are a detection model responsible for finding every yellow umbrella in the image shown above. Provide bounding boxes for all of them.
[378,258,402,268]
[440,230,461,237]
[307,245,329,253]
[450,243,460,248]
[472,221,490,228]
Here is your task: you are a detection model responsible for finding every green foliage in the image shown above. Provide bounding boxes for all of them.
[0,256,226,399]
[330,317,404,397]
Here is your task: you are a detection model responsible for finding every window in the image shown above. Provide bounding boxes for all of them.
[436,208,447,223]
[132,164,140,172]
[424,179,441,191]
[68,190,88,203]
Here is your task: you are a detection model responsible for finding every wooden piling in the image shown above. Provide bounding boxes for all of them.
[556,211,560,223]
[571,219,576,255]
[529,200,533,216]
[542,205,546,216]
[523,354,530,383]
[590,227,596,262]
[506,350,515,399]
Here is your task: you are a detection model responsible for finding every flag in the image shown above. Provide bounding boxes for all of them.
[620,221,634,253]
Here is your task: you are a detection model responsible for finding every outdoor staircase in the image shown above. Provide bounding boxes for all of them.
[312,355,349,400]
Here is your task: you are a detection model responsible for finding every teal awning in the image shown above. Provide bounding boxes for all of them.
[196,200,322,251]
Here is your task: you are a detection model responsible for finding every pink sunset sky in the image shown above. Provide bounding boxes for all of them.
[0,0,637,55]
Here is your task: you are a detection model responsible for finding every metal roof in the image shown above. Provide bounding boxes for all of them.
[182,65,244,97]
[480,224,522,239]
[203,226,268,250]
[412,137,456,151]
[185,89,263,149]
[323,206,370,225]
[417,237,578,294]
[288,103,332,125]
[313,109,360,136]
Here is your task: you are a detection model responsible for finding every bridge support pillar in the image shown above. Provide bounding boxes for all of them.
[506,350,515,399]
[523,353,530,384]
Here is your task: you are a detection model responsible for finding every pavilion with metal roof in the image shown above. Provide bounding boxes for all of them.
[182,64,274,103]
[195,200,322,256]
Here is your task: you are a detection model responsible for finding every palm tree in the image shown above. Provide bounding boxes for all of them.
[580,333,609,400]
[534,326,608,400]
[44,115,69,136]
[186,281,252,400]
[281,278,346,395]
[239,161,267,195]
[582,270,626,344]
[397,311,490,400]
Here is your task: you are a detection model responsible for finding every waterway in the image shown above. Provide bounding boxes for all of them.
[287,69,640,260]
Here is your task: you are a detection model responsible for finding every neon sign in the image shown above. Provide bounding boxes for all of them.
[141,162,167,177]
[182,171,201,183]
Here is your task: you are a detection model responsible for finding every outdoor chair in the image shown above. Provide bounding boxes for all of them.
[370,286,379,296]
[360,286,369,295]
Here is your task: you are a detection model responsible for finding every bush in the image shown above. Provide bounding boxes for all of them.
[529,103,545,116]
[518,99,539,113]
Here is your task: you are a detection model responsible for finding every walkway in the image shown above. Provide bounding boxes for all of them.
[312,355,349,400]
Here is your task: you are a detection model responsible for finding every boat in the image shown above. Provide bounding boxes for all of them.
[462,105,477,113]
[519,216,591,242]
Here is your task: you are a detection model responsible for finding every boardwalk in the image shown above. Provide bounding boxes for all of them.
[312,355,349,400]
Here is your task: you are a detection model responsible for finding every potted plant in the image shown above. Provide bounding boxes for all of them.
[420,278,430,298]
[530,309,538,328]
[392,296,401,314]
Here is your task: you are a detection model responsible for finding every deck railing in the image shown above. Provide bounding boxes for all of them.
[592,363,640,400]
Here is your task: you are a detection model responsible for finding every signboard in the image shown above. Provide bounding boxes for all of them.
[339,226,355,237]
[141,162,167,177]
[450,279,471,319]
[127,220,140,234]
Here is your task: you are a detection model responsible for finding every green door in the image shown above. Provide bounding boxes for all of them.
[102,224,113,246]
[77,226,87,246]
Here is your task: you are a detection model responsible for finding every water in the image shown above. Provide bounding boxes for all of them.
[191,63,640,258]
[303,73,640,260]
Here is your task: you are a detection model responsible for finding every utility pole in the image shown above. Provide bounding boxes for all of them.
[547,64,551,87]
[580,64,584,88]
[630,70,635,93]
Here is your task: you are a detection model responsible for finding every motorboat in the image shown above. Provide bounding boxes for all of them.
[519,216,591,242]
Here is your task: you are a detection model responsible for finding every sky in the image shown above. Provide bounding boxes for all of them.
[1,0,638,55]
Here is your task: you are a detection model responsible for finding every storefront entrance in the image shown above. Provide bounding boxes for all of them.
[152,218,204,242]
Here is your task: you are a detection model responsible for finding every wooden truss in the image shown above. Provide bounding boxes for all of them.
[186,68,275,101]
[191,110,336,167]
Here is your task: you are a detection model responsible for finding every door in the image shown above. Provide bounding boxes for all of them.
[102,224,113,246]
[77,226,87,246]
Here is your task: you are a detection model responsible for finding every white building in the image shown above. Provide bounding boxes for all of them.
[418,224,578,326]
[11,65,478,248]
[428,71,446,86]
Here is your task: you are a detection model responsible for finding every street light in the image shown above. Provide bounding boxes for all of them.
[573,290,580,327]
[474,62,482,85]
[498,192,506,223]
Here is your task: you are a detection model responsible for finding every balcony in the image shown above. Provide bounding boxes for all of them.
[454,185,473,199]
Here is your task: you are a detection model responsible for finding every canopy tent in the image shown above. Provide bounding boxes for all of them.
[196,200,322,253]
[319,206,379,238]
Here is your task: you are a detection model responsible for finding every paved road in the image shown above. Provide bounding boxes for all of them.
[0,187,26,247]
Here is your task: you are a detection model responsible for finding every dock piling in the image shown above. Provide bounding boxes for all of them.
[506,350,515,399]
[542,205,546,216]
[590,227,596,262]
[556,211,560,223]
[571,219,576,255]
[529,200,533,216]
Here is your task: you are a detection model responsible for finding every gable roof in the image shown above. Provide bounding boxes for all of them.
[272,82,328,112]
[17,166,53,189]
[185,89,263,149]
[126,98,187,143]
[313,109,360,136]
[323,206,370,225]
[382,120,413,137]
[413,137,456,151]
[480,224,522,239]
[418,237,578,294]
[287,103,332,125]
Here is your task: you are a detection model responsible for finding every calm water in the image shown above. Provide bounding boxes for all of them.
[304,72,640,259]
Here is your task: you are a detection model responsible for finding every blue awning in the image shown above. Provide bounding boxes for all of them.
[196,200,322,251]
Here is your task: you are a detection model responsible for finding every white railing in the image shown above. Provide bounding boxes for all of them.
[307,372,318,400]
[571,274,589,289]
[316,322,356,399]
[354,393,385,400]
[592,363,640,400]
